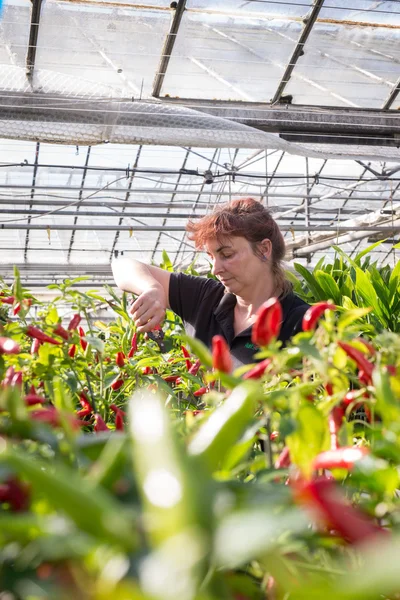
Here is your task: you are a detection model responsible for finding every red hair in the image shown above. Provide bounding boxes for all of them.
[186,198,290,293]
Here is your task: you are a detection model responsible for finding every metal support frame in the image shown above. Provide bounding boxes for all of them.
[382,76,400,110]
[3,223,400,233]
[26,0,43,80]
[270,0,325,104]
[67,146,91,262]
[151,148,190,261]
[109,145,142,260]
[23,142,40,262]
[152,0,187,98]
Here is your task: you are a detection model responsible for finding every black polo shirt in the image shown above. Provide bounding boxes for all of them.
[169,272,310,367]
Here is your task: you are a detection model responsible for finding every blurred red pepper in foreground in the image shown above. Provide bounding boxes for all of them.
[243,358,272,380]
[0,477,30,512]
[181,345,192,370]
[313,446,369,471]
[252,297,282,346]
[26,325,60,346]
[302,302,336,332]
[0,337,20,355]
[293,476,387,545]
[338,341,374,384]
[212,335,232,373]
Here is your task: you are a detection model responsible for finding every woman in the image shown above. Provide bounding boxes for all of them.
[112,198,309,367]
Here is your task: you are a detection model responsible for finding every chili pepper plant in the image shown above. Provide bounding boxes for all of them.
[0,262,400,599]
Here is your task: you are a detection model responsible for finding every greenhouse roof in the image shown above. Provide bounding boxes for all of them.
[0,0,400,289]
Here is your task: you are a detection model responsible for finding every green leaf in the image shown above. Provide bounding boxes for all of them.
[3,449,137,549]
[337,307,372,331]
[160,250,174,272]
[286,404,329,477]
[355,267,387,325]
[294,263,325,300]
[314,270,341,304]
[354,239,386,265]
[187,381,261,472]
[85,335,105,354]
[128,389,210,548]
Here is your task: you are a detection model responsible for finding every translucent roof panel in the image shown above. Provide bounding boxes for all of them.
[0,0,31,70]
[160,4,313,101]
[284,21,400,108]
[33,0,171,98]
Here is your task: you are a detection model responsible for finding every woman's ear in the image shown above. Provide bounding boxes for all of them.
[260,238,272,260]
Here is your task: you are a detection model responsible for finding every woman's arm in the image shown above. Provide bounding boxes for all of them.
[111,257,171,332]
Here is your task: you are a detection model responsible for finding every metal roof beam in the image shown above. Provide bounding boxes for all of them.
[26,0,43,81]
[270,0,325,104]
[2,223,400,233]
[382,76,400,110]
[152,0,187,98]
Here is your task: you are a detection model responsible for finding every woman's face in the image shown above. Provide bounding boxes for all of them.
[205,236,272,296]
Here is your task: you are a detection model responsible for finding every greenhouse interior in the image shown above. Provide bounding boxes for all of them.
[1,1,400,599]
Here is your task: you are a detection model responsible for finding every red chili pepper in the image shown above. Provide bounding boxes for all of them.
[212,335,232,373]
[338,342,374,384]
[78,327,87,351]
[11,371,23,388]
[243,358,272,380]
[0,337,20,355]
[354,337,376,356]
[115,412,124,431]
[116,351,125,368]
[13,302,21,315]
[0,477,30,512]
[31,338,41,354]
[79,393,92,412]
[163,375,181,383]
[111,377,124,391]
[386,365,397,376]
[275,446,291,469]
[0,296,15,305]
[188,359,201,376]
[302,302,336,332]
[270,431,279,441]
[30,408,85,430]
[130,332,138,352]
[67,313,81,331]
[193,386,208,397]
[110,404,126,416]
[181,345,192,370]
[54,324,70,341]
[2,366,15,386]
[77,407,92,418]
[94,413,109,432]
[341,390,364,410]
[252,297,283,346]
[26,325,61,346]
[68,344,76,358]
[24,394,46,406]
[293,476,386,545]
[141,366,154,375]
[110,405,125,431]
[313,446,369,471]
[328,406,344,450]
[324,382,334,396]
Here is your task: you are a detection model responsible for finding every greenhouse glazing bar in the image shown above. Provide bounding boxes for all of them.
[270,0,326,104]
[2,224,400,233]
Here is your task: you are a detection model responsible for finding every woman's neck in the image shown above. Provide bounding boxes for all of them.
[235,276,282,319]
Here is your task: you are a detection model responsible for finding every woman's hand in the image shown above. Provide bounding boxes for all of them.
[129,285,167,333]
